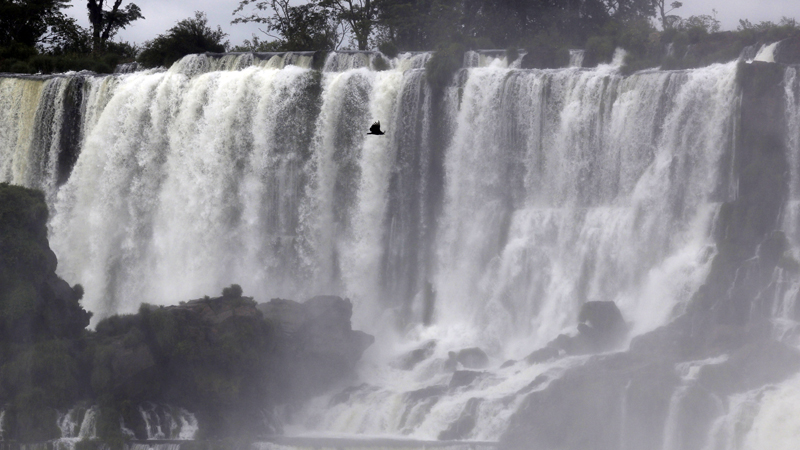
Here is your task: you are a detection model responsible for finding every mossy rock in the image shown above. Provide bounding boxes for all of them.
[426,43,466,93]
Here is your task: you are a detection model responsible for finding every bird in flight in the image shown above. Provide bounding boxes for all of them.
[367,121,385,135]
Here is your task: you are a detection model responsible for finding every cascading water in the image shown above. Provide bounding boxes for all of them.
[569,50,585,67]
[2,49,800,449]
[138,403,198,440]
[692,64,800,450]
[771,66,800,324]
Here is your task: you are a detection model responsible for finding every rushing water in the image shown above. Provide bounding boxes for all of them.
[1,50,799,448]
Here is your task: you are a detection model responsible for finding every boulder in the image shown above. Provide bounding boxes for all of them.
[258,297,307,333]
[449,370,483,389]
[525,301,627,363]
[445,347,489,370]
[405,385,448,403]
[397,340,437,370]
[576,301,628,351]
[525,346,560,364]
[259,295,374,364]
[259,295,374,401]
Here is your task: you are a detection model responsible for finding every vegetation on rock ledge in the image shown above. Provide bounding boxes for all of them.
[0,183,372,446]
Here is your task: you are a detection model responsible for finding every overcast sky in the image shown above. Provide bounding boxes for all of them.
[64,0,799,48]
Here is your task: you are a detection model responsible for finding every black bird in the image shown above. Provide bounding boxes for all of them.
[367,121,385,135]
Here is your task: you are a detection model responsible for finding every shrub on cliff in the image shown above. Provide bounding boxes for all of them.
[521,31,570,69]
[137,12,228,69]
[86,293,277,438]
[426,42,466,93]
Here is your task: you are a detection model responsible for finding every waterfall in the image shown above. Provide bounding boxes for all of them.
[435,63,736,354]
[138,403,198,440]
[690,64,800,450]
[3,50,800,447]
[58,405,88,438]
[569,50,585,67]
[770,67,800,324]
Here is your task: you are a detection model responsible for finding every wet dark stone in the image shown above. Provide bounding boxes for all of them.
[697,339,800,396]
[445,347,490,370]
[438,397,482,441]
[449,370,483,389]
[576,301,628,351]
[329,383,375,407]
[500,359,516,368]
[501,354,678,450]
[775,36,800,64]
[405,385,447,403]
[525,346,560,364]
[397,340,437,370]
[518,374,549,396]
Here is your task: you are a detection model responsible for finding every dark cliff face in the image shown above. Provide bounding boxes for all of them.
[0,183,91,343]
[0,184,374,443]
[0,183,92,442]
[85,293,374,440]
[499,62,800,450]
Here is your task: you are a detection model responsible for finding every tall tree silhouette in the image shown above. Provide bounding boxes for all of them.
[86,0,143,54]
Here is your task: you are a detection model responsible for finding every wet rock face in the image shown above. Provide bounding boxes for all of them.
[502,354,679,450]
[696,339,800,396]
[525,301,628,364]
[0,184,91,343]
[0,184,91,442]
[438,397,482,441]
[577,301,627,350]
[775,36,800,64]
[258,295,374,402]
[449,370,483,389]
[444,347,490,370]
[259,295,374,369]
[397,340,437,370]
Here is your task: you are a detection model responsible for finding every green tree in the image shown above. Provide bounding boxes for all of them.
[44,15,93,55]
[0,0,72,48]
[318,0,381,50]
[86,0,143,54]
[138,12,228,68]
[232,0,342,51]
[654,0,682,29]
[231,34,285,52]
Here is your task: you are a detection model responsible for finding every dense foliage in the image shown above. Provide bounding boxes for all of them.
[86,0,143,54]
[0,0,139,73]
[137,12,228,69]
[233,0,342,51]
[0,0,72,49]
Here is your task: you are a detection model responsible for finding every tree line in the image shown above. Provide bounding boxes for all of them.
[0,0,798,74]
[233,0,668,52]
